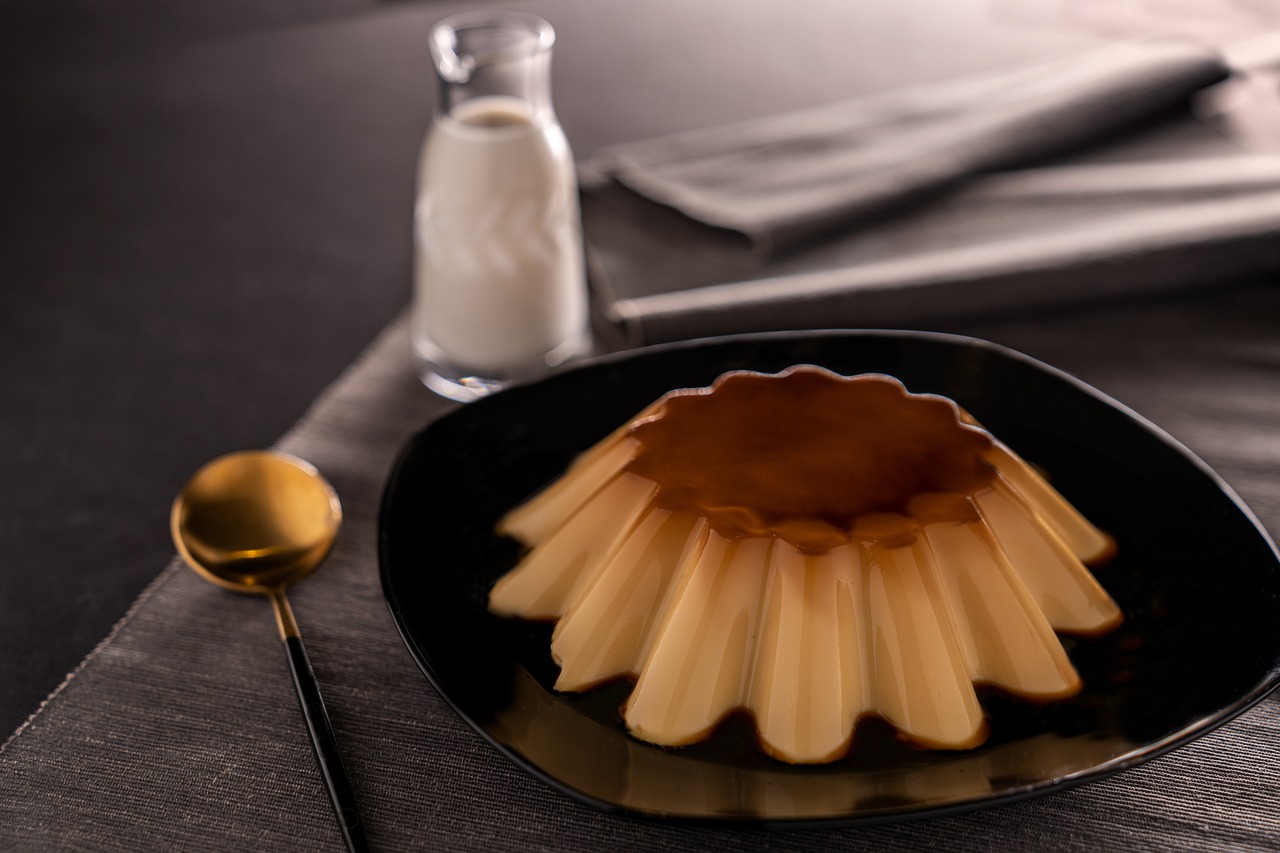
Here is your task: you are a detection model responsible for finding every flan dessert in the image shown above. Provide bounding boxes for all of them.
[488,367,1122,763]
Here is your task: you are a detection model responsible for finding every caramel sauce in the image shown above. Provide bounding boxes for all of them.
[624,368,996,552]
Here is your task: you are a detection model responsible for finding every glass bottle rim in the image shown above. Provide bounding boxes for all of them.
[430,11,555,82]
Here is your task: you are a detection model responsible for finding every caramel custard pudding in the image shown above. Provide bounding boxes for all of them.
[489,367,1122,763]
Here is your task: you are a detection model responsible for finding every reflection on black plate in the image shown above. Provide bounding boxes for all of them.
[378,331,1280,824]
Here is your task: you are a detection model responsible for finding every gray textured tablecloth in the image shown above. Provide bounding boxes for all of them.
[2,285,1278,851]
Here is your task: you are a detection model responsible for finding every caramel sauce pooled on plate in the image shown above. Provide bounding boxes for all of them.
[624,368,996,552]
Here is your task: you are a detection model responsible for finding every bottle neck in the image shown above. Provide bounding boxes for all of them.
[430,13,556,126]
[436,51,554,126]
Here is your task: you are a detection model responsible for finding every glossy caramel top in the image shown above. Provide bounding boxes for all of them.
[624,368,996,551]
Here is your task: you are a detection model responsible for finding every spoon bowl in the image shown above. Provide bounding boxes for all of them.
[171,450,367,853]
[172,450,341,593]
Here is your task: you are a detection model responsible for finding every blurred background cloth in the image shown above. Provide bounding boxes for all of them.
[596,39,1226,252]
[582,39,1280,346]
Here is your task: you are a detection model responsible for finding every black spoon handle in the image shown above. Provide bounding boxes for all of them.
[284,636,370,853]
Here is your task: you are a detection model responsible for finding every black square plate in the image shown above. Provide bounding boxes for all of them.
[379,330,1280,824]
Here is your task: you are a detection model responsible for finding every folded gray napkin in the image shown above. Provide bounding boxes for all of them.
[582,39,1280,347]
[584,148,1280,345]
[597,38,1229,254]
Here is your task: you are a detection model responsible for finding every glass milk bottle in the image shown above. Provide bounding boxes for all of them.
[412,12,589,401]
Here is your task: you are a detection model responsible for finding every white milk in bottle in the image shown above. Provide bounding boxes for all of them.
[412,13,588,401]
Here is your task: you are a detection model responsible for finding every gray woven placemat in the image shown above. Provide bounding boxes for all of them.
[2,294,1278,851]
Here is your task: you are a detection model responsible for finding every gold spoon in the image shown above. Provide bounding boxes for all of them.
[171,450,368,853]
